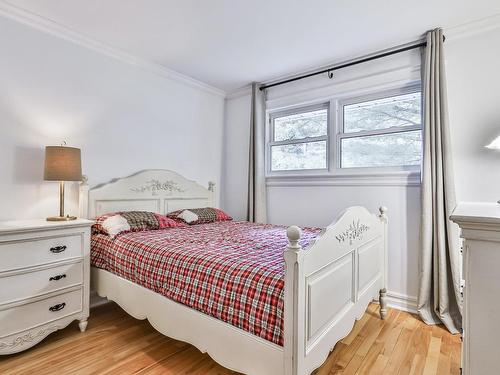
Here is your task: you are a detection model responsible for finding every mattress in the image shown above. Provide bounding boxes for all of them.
[91,221,322,345]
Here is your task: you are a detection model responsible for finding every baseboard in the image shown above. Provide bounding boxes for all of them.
[385,291,418,314]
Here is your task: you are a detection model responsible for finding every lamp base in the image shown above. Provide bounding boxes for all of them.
[46,215,78,222]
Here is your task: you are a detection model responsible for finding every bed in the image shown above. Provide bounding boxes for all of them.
[80,169,388,375]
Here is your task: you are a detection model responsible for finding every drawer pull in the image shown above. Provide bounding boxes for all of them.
[50,245,67,253]
[49,274,67,281]
[49,302,66,312]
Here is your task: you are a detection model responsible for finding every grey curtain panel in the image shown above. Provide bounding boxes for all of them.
[247,83,267,223]
[417,28,462,334]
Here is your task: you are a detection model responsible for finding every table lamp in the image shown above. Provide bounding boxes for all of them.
[44,144,82,221]
[486,136,500,150]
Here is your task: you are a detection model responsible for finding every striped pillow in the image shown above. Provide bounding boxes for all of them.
[93,211,180,237]
[167,207,232,225]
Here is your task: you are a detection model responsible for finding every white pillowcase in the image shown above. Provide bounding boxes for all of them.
[102,215,131,238]
[177,210,199,224]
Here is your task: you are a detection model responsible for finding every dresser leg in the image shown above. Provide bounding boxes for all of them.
[78,319,88,332]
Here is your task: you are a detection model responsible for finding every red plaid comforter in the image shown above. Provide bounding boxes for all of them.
[91,221,322,346]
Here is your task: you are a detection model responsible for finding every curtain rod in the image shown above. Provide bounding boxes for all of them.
[259,36,444,91]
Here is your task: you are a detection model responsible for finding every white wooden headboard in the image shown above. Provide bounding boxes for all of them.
[79,170,216,219]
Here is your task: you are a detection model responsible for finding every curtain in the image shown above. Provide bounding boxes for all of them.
[247,83,267,223]
[417,28,462,334]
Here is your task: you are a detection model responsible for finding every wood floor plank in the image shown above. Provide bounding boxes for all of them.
[0,303,461,375]
[355,308,399,375]
[422,336,442,375]
[383,314,420,374]
[396,320,429,375]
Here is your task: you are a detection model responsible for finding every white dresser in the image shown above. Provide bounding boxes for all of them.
[451,202,500,375]
[0,219,93,355]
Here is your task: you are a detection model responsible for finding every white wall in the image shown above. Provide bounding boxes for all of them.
[0,16,225,220]
[222,24,500,309]
[446,26,500,202]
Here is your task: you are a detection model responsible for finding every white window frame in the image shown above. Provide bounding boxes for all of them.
[265,83,422,186]
[266,102,330,176]
[334,85,422,175]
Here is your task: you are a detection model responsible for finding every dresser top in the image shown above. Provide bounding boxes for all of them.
[0,218,94,234]
[450,202,500,226]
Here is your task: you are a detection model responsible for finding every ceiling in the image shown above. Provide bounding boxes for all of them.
[5,0,500,93]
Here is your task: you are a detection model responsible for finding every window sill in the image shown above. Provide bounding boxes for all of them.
[266,171,421,187]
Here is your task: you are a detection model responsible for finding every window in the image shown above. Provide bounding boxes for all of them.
[266,86,422,178]
[339,91,422,169]
[269,105,328,172]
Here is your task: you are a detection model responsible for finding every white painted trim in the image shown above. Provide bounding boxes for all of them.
[0,1,226,98]
[266,172,421,187]
[385,291,418,314]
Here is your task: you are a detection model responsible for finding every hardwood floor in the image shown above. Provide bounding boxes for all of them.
[0,303,461,375]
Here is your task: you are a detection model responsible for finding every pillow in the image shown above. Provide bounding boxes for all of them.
[167,207,232,225]
[92,211,180,237]
[101,215,130,238]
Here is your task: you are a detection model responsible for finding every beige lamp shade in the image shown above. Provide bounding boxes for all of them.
[44,146,82,181]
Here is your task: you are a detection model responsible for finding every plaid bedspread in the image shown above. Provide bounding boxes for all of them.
[91,221,322,346]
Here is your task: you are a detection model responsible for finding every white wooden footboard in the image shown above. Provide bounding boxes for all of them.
[283,206,388,375]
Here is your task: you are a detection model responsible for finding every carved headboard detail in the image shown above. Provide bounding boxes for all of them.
[79,170,216,219]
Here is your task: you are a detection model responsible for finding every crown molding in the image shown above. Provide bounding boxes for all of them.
[0,1,226,98]
[445,13,500,42]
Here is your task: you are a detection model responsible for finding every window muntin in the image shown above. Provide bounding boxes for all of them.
[269,105,328,172]
[339,90,422,169]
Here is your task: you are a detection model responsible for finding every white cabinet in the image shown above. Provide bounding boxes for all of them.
[0,219,93,354]
[451,203,500,375]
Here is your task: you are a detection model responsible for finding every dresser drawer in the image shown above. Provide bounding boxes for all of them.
[0,235,83,272]
[0,288,82,338]
[0,261,83,305]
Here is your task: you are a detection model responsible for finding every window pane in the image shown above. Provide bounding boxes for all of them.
[274,108,327,141]
[344,92,421,133]
[341,131,422,168]
[271,141,327,171]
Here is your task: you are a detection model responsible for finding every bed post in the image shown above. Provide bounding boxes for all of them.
[79,175,89,219]
[208,181,216,208]
[378,206,388,320]
[284,226,304,375]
